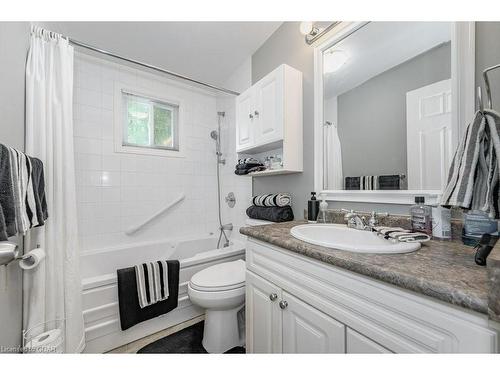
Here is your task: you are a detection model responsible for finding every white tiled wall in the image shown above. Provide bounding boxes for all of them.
[73,53,250,252]
[217,96,253,242]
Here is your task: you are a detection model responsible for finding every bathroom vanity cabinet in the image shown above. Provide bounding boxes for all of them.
[245,239,499,353]
[235,64,303,176]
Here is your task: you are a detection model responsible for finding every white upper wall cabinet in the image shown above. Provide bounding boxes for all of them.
[253,68,284,146]
[236,87,255,150]
[236,64,303,175]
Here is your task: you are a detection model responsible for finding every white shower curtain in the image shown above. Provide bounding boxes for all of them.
[23,27,85,353]
[323,123,343,190]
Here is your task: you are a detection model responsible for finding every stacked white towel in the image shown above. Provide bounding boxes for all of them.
[252,193,291,207]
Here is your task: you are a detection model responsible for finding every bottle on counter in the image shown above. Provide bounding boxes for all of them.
[462,210,499,246]
[431,205,451,240]
[317,193,329,224]
[410,196,432,235]
[307,192,320,223]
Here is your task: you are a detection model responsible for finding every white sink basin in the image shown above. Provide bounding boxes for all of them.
[290,224,421,254]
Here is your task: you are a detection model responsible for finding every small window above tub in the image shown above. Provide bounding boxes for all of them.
[114,88,183,157]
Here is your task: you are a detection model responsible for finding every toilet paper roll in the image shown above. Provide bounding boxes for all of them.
[25,328,63,354]
[19,248,46,270]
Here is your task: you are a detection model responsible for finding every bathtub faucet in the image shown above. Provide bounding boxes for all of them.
[220,223,233,231]
[219,223,233,247]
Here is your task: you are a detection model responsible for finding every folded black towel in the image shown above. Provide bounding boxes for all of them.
[345,177,360,190]
[236,162,263,171]
[117,260,180,330]
[246,205,294,223]
[235,165,266,175]
[0,144,17,240]
[378,175,403,190]
[345,175,403,190]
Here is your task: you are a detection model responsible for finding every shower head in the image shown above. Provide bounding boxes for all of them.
[210,130,218,140]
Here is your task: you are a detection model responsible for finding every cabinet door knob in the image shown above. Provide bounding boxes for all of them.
[254,110,260,117]
[249,113,254,119]
[279,300,288,309]
[269,293,278,301]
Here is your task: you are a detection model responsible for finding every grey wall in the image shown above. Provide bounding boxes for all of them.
[337,43,451,177]
[0,22,30,350]
[252,22,314,219]
[251,22,500,215]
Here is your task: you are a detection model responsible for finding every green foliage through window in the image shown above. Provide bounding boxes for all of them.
[123,92,178,151]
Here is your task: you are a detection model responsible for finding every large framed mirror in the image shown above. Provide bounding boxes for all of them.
[314,22,475,205]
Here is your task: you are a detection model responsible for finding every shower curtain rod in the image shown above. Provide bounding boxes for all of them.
[67,37,240,96]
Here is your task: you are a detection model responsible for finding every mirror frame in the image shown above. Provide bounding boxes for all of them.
[313,21,476,205]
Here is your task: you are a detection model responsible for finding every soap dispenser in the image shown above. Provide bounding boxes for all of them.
[317,193,329,224]
[307,192,319,223]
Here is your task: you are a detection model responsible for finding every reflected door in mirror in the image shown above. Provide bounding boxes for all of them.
[406,79,452,190]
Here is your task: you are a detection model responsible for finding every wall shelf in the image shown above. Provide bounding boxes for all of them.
[247,169,302,177]
[320,189,442,205]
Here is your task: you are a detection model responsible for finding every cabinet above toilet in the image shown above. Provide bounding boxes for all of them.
[235,64,303,176]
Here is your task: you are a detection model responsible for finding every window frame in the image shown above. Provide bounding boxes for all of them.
[114,84,185,158]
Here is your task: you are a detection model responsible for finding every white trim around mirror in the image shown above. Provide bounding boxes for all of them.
[313,21,475,205]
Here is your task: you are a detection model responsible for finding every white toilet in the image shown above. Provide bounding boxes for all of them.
[188,220,273,353]
[188,259,246,353]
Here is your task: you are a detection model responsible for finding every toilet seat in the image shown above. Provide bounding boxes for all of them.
[189,259,245,292]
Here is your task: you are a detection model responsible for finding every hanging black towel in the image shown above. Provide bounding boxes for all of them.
[117,260,180,330]
[30,157,48,225]
[0,144,16,240]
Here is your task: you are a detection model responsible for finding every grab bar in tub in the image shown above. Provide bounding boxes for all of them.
[125,193,186,235]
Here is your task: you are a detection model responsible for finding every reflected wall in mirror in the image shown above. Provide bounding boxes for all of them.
[321,22,456,192]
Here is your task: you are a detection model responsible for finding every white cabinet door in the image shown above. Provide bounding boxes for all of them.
[346,328,392,353]
[406,79,452,190]
[236,87,255,151]
[281,292,346,353]
[254,68,284,145]
[245,271,282,353]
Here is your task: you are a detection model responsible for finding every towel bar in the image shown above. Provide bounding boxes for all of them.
[0,242,20,266]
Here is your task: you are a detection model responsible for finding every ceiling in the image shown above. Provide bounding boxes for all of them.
[40,22,282,88]
[324,22,452,98]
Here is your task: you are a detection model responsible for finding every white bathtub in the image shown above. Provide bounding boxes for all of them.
[80,236,245,353]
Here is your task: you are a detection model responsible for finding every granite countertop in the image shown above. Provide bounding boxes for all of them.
[241,221,492,317]
[488,242,500,321]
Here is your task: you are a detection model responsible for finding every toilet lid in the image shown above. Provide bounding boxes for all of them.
[190,259,245,292]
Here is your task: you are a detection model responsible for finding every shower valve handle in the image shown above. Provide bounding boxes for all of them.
[249,113,254,120]
[254,110,259,117]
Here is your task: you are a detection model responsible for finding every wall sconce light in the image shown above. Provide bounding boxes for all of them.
[299,21,340,45]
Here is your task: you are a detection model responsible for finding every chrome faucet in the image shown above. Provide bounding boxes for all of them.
[342,209,388,231]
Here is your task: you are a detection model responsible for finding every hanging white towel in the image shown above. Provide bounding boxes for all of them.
[8,148,31,234]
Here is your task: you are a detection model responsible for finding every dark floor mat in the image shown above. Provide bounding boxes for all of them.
[137,321,245,354]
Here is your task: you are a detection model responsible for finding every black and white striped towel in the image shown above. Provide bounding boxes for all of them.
[135,261,170,309]
[373,226,430,243]
[441,110,500,218]
[252,193,291,207]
